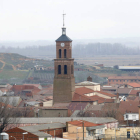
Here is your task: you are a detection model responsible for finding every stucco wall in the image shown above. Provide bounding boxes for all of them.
[40,109,68,117]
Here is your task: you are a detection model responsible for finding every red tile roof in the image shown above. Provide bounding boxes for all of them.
[68,120,102,127]
[95,91,116,97]
[129,90,140,95]
[119,100,139,113]
[72,93,115,103]
[72,93,93,102]
[90,95,115,104]
[75,87,116,98]
[75,87,94,95]
[127,83,140,88]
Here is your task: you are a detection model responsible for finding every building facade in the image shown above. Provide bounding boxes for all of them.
[53,21,75,104]
[108,76,140,85]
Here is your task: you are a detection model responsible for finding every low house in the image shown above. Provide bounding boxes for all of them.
[63,120,105,140]
[115,88,131,97]
[105,127,140,139]
[108,76,140,85]
[118,101,139,126]
[119,83,140,90]
[38,107,68,117]
[7,126,51,140]
[101,85,118,94]
[75,81,100,91]
[72,87,117,105]
[7,123,66,140]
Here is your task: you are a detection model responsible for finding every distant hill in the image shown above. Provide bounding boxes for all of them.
[0,53,53,70]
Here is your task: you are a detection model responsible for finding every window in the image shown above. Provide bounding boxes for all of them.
[71,65,73,74]
[58,65,61,74]
[120,80,121,82]
[64,49,67,58]
[59,49,61,58]
[64,65,67,74]
[127,131,130,138]
[131,80,133,82]
[88,131,91,136]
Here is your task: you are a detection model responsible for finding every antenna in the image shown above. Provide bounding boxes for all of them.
[62,11,66,27]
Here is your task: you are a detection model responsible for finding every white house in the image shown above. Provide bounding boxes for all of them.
[124,113,139,121]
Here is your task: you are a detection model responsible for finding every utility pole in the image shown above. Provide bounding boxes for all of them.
[83,121,84,140]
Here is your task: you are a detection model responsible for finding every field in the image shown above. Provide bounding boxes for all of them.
[75,55,140,66]
[0,54,139,85]
[0,70,29,84]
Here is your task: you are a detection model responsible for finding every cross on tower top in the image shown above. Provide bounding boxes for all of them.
[62,12,66,27]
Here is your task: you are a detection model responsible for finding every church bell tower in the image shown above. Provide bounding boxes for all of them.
[53,13,75,104]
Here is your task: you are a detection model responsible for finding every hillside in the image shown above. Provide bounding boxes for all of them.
[0,53,53,70]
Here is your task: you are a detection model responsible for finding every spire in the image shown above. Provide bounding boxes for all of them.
[63,11,66,27]
[62,12,66,35]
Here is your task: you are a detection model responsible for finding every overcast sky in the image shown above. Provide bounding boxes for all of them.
[0,0,140,41]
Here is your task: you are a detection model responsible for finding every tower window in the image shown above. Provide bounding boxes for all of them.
[71,65,73,74]
[59,49,61,58]
[64,65,67,74]
[64,49,67,58]
[58,65,61,74]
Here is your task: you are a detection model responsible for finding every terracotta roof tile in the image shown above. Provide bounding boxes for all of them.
[129,90,140,95]
[95,91,116,97]
[72,93,115,103]
[75,87,94,95]
[68,120,102,127]
[127,83,140,88]
[119,100,139,113]
[72,93,93,101]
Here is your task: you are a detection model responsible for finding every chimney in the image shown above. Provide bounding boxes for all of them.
[116,93,119,99]
[87,76,92,82]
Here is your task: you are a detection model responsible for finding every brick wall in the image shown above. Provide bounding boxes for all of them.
[6,127,38,140]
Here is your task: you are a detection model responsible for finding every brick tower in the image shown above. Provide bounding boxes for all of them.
[53,14,75,104]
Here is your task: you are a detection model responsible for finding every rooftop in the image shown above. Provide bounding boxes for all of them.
[116,88,132,94]
[119,100,139,113]
[68,120,102,127]
[129,90,140,95]
[127,83,140,88]
[56,34,72,42]
[75,87,94,95]
[95,91,116,97]
[9,117,117,124]
[75,81,100,86]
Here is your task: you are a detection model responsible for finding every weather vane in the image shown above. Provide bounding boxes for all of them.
[62,11,66,27]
